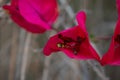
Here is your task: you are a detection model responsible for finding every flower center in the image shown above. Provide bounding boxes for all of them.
[57,34,86,55]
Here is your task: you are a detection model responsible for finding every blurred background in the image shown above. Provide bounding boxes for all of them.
[0,0,120,80]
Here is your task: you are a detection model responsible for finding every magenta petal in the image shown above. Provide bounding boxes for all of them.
[63,42,100,60]
[11,0,18,7]
[117,0,120,17]
[3,5,47,33]
[101,37,114,66]
[76,11,87,33]
[101,38,120,66]
[115,19,120,35]
[43,35,61,56]
[18,0,51,30]
[100,0,120,66]
[3,0,59,33]
[26,0,59,23]
[101,20,120,66]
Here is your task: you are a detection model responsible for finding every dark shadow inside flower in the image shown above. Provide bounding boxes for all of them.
[57,33,86,55]
[114,34,120,44]
[114,34,120,49]
[15,6,19,11]
[113,34,120,62]
[103,34,120,65]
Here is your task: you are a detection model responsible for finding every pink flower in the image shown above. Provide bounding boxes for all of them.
[3,0,59,33]
[43,11,100,60]
[101,0,120,66]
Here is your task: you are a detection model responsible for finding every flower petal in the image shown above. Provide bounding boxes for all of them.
[11,0,18,7]
[101,37,114,66]
[18,0,51,30]
[117,0,120,17]
[43,35,61,56]
[26,0,59,23]
[101,20,120,66]
[114,19,120,35]
[63,41,100,60]
[76,11,87,33]
[3,5,47,33]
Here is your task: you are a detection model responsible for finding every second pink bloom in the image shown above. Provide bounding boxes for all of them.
[43,11,100,61]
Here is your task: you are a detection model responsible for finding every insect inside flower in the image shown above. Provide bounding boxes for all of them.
[57,43,65,48]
